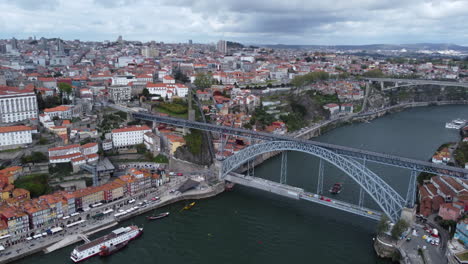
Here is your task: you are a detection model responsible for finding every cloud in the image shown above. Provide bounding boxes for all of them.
[0,0,467,45]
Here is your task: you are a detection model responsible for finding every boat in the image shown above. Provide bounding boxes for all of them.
[182,202,196,210]
[146,212,170,220]
[70,225,143,263]
[225,182,235,191]
[329,183,342,194]
[445,119,466,129]
[99,241,128,256]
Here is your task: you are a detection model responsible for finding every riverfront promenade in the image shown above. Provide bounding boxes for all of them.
[0,176,224,264]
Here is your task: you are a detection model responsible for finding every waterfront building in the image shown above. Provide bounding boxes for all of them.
[22,199,53,229]
[0,206,29,236]
[0,86,38,123]
[119,169,151,196]
[102,180,125,202]
[0,126,33,150]
[111,125,151,148]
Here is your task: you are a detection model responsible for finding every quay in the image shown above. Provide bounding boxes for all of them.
[0,177,224,264]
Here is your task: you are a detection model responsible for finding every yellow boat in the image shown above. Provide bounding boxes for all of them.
[183,202,196,210]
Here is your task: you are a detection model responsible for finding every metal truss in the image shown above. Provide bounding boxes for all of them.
[406,170,418,207]
[132,111,468,179]
[317,158,324,194]
[221,141,406,222]
[280,151,287,184]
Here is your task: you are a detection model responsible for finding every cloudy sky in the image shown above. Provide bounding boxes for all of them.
[1,0,467,45]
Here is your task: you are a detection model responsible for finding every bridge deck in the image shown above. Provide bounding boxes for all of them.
[126,107,468,178]
[226,173,381,221]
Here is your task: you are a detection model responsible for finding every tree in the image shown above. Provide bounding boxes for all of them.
[377,215,390,234]
[142,88,150,98]
[363,69,385,78]
[58,82,73,104]
[174,70,189,83]
[391,219,409,239]
[58,82,72,95]
[136,143,147,154]
[194,73,214,90]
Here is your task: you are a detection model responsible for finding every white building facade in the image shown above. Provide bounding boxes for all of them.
[112,125,152,148]
[0,87,38,123]
[0,126,33,149]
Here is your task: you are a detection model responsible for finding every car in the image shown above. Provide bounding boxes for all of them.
[128,199,136,204]
[169,190,175,194]
[177,173,183,176]
[406,237,411,242]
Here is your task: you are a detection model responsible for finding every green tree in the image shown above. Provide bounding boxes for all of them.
[377,216,390,234]
[58,82,72,96]
[363,69,385,78]
[194,73,214,90]
[391,219,409,239]
[142,88,150,98]
[184,129,203,154]
[136,143,147,154]
[174,70,189,83]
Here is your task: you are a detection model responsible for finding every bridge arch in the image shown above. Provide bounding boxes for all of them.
[222,141,406,222]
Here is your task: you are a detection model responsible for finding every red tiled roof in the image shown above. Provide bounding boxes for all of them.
[0,126,31,133]
[49,144,80,152]
[112,125,151,133]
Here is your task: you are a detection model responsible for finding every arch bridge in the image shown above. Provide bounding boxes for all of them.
[222,141,405,223]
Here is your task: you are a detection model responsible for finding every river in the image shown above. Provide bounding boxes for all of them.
[13,105,468,264]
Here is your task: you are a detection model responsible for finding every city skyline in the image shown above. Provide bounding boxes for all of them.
[1,0,468,46]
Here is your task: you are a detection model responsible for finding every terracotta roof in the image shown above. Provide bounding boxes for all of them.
[0,126,31,133]
[112,125,151,133]
[44,105,70,112]
[81,142,98,149]
[49,144,80,152]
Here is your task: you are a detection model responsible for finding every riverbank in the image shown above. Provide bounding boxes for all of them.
[0,180,224,264]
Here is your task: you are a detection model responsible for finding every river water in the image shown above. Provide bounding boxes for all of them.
[13,105,468,264]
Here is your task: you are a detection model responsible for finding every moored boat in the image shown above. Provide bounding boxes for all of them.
[146,212,170,220]
[70,225,143,263]
[183,202,195,210]
[99,240,128,256]
[445,119,466,129]
[225,182,235,191]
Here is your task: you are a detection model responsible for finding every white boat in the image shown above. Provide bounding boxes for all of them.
[70,225,143,263]
[445,119,466,129]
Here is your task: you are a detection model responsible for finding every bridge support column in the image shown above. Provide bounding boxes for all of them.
[317,158,324,194]
[280,151,287,184]
[380,81,384,90]
[358,188,365,208]
[358,157,366,207]
[405,170,418,207]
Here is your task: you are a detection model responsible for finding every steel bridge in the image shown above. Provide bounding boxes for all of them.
[364,78,468,90]
[125,108,468,222]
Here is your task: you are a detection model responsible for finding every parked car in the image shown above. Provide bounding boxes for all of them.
[177,173,183,176]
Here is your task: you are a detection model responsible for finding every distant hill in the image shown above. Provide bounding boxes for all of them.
[260,43,468,52]
[227,41,244,49]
